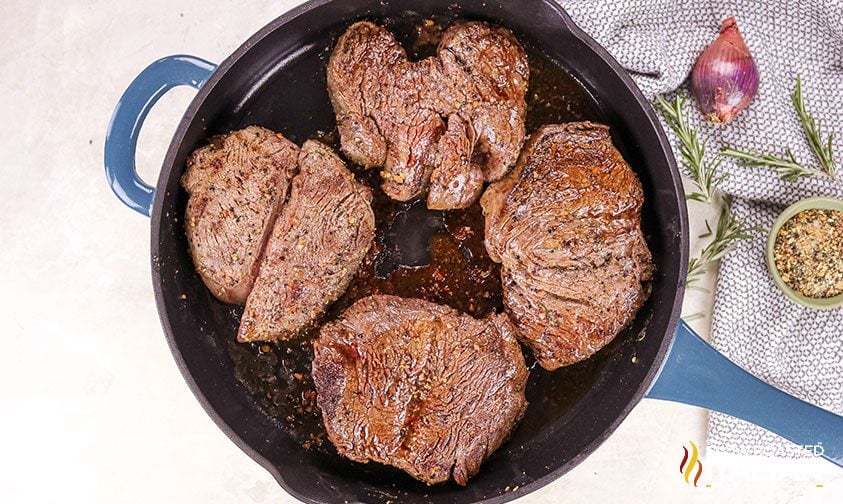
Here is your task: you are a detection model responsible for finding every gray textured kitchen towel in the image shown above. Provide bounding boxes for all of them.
[556,0,843,457]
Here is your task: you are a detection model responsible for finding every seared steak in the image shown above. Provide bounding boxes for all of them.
[327,21,528,209]
[237,141,375,342]
[312,295,528,485]
[181,126,299,304]
[481,123,653,370]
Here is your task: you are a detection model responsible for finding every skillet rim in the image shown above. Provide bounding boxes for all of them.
[149,0,689,502]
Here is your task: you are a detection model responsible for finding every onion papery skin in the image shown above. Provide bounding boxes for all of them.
[691,17,759,124]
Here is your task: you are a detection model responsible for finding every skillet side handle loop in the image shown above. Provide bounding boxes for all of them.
[646,320,843,467]
[104,55,217,216]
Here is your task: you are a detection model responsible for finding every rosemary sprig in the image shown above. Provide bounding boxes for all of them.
[723,76,836,182]
[721,146,820,181]
[686,207,763,291]
[792,75,836,177]
[656,94,727,202]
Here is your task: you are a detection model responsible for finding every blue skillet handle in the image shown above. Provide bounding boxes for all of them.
[104,55,217,216]
[646,320,843,467]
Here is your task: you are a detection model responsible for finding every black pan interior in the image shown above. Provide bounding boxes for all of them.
[150,1,686,503]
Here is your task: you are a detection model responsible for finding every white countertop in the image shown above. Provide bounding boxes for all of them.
[0,1,839,502]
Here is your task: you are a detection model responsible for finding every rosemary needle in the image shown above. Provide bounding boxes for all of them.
[792,75,837,177]
[656,94,727,202]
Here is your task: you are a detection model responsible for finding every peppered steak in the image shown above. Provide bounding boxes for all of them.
[312,295,528,485]
[181,126,299,304]
[237,141,375,342]
[327,21,528,209]
[481,123,654,370]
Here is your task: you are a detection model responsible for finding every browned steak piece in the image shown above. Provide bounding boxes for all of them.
[181,126,299,304]
[481,123,654,370]
[237,141,375,342]
[327,21,528,209]
[312,295,528,486]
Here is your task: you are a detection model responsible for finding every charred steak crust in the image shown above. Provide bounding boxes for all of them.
[327,21,528,209]
[237,141,376,342]
[312,295,529,486]
[481,123,654,370]
[181,126,299,304]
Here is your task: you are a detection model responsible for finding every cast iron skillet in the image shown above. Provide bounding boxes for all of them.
[104,0,843,502]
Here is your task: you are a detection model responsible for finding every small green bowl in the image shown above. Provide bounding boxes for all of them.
[766,196,843,309]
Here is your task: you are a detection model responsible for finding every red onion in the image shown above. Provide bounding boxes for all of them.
[691,17,759,124]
